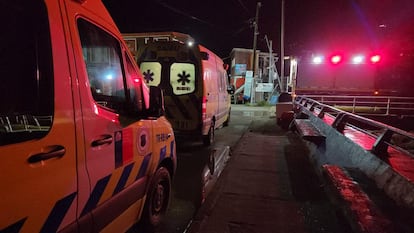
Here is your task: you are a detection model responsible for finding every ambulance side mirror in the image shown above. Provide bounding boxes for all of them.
[223,64,229,71]
[149,86,165,117]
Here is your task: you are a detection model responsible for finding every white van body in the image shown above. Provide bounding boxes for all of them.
[124,32,233,145]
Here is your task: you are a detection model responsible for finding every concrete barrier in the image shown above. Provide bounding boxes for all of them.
[323,165,397,233]
[300,106,414,209]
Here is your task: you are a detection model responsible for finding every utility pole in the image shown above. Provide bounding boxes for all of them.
[267,38,273,84]
[264,35,274,85]
[251,2,261,104]
[252,2,261,76]
[280,0,285,92]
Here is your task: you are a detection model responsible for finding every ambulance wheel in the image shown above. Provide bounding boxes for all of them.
[141,167,171,229]
[203,122,215,146]
[223,111,230,127]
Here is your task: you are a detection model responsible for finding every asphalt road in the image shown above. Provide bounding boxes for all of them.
[131,105,351,233]
[187,108,352,233]
[130,106,252,233]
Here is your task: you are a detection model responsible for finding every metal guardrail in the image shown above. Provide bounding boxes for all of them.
[295,96,414,158]
[300,95,414,116]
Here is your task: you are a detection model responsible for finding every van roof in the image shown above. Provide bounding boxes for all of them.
[123,31,194,44]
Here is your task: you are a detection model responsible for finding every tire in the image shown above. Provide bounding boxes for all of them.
[203,122,215,146]
[223,110,230,127]
[141,167,171,229]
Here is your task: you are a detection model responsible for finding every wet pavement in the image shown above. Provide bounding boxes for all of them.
[186,105,350,233]
[132,104,414,233]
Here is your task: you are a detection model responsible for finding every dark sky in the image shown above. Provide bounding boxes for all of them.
[103,0,414,58]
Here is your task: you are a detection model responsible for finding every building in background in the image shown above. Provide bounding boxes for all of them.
[229,48,278,104]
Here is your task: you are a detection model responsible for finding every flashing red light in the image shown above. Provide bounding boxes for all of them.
[370,55,381,64]
[330,55,342,64]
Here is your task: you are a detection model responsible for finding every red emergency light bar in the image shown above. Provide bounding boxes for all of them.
[310,52,382,65]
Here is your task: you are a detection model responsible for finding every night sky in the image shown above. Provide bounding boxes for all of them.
[102,0,414,59]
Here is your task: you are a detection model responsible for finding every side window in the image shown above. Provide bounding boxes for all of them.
[125,53,144,112]
[223,71,229,90]
[170,63,195,95]
[218,71,223,91]
[78,19,125,112]
[0,1,53,146]
[140,62,161,87]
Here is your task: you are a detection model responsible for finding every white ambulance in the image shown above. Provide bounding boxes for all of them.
[123,32,234,146]
[0,1,176,232]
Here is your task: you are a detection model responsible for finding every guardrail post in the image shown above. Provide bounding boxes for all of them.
[386,98,391,115]
[371,129,393,157]
[332,113,348,133]
[352,97,356,113]
[309,102,318,112]
[304,100,310,108]
[317,107,325,118]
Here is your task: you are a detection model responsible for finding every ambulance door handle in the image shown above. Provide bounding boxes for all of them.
[91,135,113,147]
[27,145,66,163]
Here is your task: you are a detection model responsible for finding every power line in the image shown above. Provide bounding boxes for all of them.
[233,0,250,15]
[155,0,215,28]
[154,0,250,40]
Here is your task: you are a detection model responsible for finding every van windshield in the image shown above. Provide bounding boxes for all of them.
[0,1,53,146]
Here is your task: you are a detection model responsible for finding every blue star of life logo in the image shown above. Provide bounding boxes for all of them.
[143,69,154,83]
[177,71,191,85]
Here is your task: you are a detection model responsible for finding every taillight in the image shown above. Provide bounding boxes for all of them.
[202,96,207,121]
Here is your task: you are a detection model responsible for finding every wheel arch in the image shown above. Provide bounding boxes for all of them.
[158,157,175,179]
